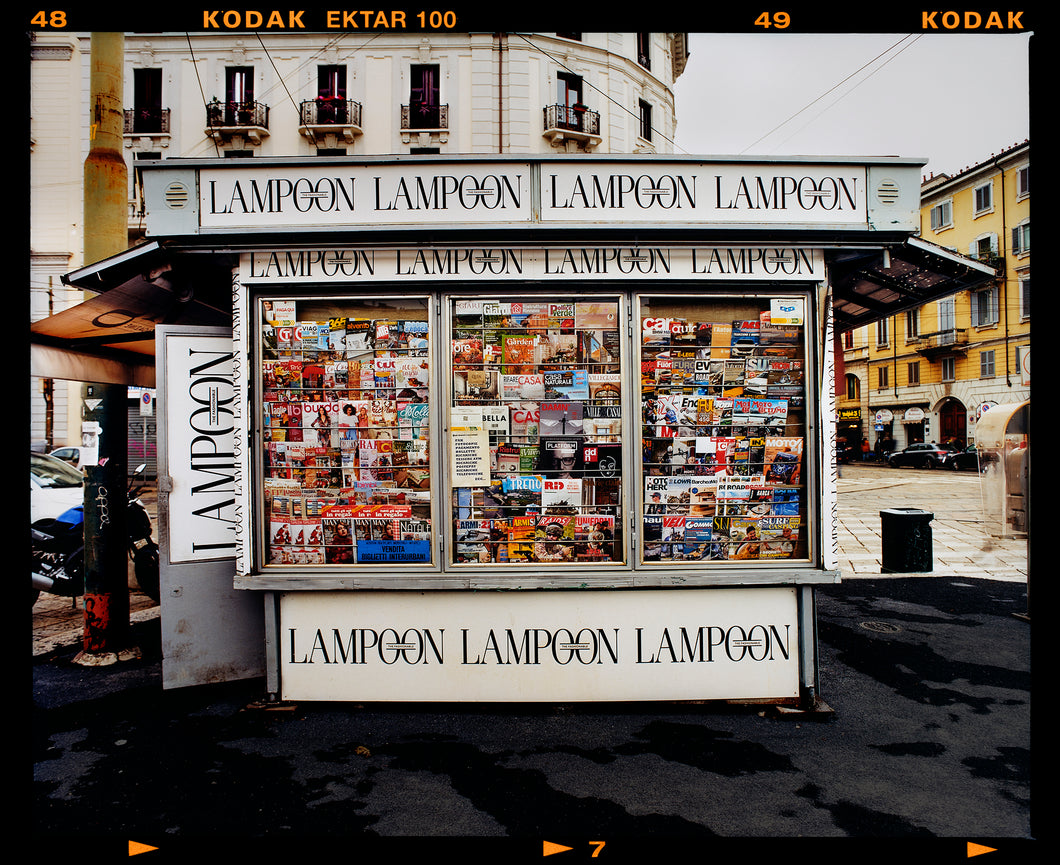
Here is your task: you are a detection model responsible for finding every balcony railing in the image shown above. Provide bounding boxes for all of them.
[123,107,171,135]
[298,98,364,143]
[299,98,362,127]
[401,103,448,131]
[544,104,600,136]
[206,100,270,130]
[542,104,602,149]
[914,328,970,357]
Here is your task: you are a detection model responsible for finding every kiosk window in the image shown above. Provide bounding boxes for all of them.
[258,297,433,568]
[638,296,809,564]
[448,297,625,566]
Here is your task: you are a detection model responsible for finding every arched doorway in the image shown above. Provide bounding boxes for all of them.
[938,397,967,446]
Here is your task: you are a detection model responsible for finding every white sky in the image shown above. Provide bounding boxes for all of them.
[673,33,1032,178]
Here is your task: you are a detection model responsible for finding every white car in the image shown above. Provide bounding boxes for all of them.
[30,452,85,524]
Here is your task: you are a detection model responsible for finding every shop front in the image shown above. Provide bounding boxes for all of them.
[36,155,997,707]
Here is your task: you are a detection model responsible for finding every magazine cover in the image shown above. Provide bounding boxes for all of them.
[683,517,714,560]
[501,373,545,401]
[575,300,620,329]
[542,369,589,400]
[575,514,615,560]
[452,336,485,370]
[510,403,541,441]
[502,333,537,374]
[548,302,575,329]
[539,401,584,438]
[507,515,537,562]
[542,477,583,512]
[454,368,499,401]
[578,330,620,365]
[582,442,621,478]
[764,437,804,484]
[584,404,621,440]
[539,437,583,477]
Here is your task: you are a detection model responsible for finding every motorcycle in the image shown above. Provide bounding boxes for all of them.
[31,464,160,605]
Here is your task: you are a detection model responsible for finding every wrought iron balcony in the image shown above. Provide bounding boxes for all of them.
[542,104,601,147]
[914,328,970,357]
[401,103,448,131]
[298,98,363,142]
[205,100,271,144]
[123,107,171,135]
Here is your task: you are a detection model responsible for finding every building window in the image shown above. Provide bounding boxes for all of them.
[938,297,955,339]
[930,200,952,231]
[638,100,652,142]
[905,308,920,340]
[875,317,889,347]
[979,350,996,378]
[1019,276,1030,318]
[1012,221,1030,255]
[316,65,348,123]
[941,357,955,382]
[554,72,587,131]
[636,33,651,69]
[908,361,920,385]
[845,374,860,400]
[1016,164,1029,198]
[878,366,889,389]
[409,64,441,128]
[843,330,854,349]
[131,68,164,133]
[971,288,999,327]
[970,234,998,264]
[974,181,993,215]
[226,66,253,104]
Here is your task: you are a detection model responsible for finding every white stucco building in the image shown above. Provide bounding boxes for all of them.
[30,31,689,450]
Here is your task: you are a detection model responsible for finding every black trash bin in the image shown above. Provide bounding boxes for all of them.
[880,508,933,573]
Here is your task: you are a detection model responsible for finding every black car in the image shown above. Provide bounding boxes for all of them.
[943,445,996,472]
[887,442,953,469]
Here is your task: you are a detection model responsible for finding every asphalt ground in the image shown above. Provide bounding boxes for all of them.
[31,465,1036,859]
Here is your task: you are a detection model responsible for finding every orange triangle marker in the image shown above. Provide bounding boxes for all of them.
[967,842,997,858]
[129,841,158,856]
[543,840,573,856]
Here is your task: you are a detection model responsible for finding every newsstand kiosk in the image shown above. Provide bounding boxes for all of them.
[56,154,992,707]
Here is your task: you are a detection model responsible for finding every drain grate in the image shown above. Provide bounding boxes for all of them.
[860,621,901,633]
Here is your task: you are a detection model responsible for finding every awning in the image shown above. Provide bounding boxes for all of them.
[30,241,234,386]
[828,236,998,334]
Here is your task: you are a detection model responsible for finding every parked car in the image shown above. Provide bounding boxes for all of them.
[887,442,953,469]
[944,445,997,472]
[49,445,84,469]
[30,451,85,523]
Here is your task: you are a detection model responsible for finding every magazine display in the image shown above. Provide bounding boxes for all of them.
[261,303,433,567]
[639,304,807,562]
[449,298,624,564]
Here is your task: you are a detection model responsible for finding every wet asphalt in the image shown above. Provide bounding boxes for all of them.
[32,466,1036,859]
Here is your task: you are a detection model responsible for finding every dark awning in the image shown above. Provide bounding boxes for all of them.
[30,242,234,386]
[827,236,998,334]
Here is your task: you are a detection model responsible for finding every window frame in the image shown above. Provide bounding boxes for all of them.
[973,180,993,216]
[244,283,826,589]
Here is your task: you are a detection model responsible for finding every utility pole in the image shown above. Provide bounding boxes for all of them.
[76,32,132,664]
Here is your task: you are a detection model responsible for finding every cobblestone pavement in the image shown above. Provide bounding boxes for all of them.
[834,463,1028,583]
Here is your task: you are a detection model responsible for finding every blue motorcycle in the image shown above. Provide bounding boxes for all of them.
[31,464,159,605]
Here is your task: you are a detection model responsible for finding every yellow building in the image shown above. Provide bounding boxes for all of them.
[839,140,1029,453]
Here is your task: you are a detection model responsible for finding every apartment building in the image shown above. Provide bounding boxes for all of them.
[837,140,1029,452]
[30,31,689,450]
